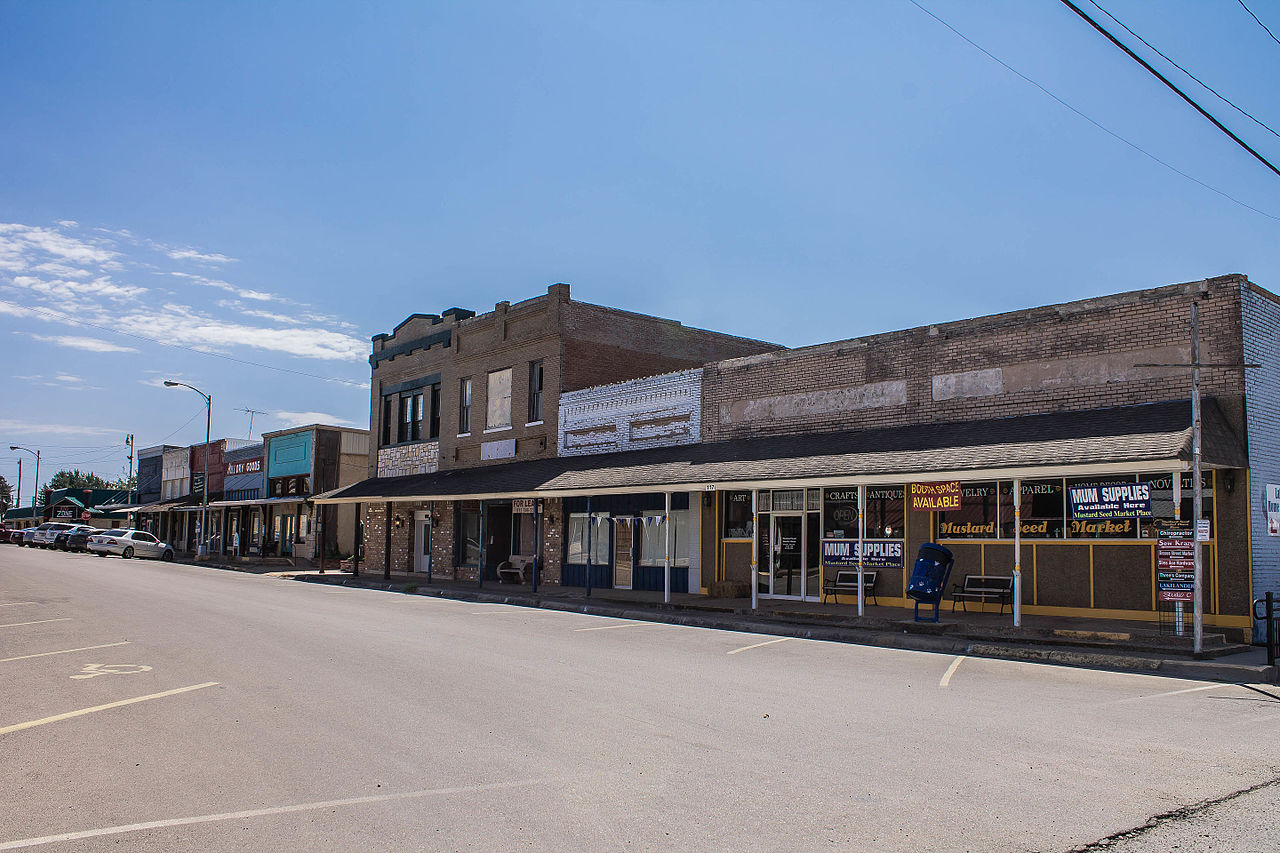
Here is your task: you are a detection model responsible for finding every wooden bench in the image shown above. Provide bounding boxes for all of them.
[822,570,878,605]
[951,574,1015,613]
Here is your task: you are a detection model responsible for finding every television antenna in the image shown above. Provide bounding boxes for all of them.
[235,407,268,439]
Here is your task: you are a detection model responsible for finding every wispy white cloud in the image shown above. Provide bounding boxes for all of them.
[0,223,119,272]
[11,274,145,301]
[272,411,358,428]
[168,248,236,264]
[29,334,138,353]
[169,271,277,302]
[0,418,120,437]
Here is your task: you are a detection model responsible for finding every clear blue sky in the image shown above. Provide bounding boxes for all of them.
[1,0,1277,493]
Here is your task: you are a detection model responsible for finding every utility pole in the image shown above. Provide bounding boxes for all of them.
[1137,300,1259,654]
[14,457,20,517]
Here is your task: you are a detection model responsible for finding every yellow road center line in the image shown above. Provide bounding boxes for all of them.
[0,618,72,629]
[727,637,792,655]
[0,778,547,850]
[574,622,645,632]
[0,682,219,736]
[939,655,966,688]
[0,642,130,663]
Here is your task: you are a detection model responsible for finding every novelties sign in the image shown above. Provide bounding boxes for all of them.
[909,482,961,512]
[1068,482,1152,519]
[820,539,904,569]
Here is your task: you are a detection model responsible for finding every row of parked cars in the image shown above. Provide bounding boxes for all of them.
[0,522,175,560]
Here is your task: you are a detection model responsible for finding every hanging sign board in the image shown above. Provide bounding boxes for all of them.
[909,482,961,512]
[1067,482,1152,519]
[821,539,905,569]
[1156,521,1194,603]
[1268,484,1280,535]
[513,499,537,514]
[1197,519,1212,541]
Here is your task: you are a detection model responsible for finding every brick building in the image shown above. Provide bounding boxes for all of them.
[320,274,1278,642]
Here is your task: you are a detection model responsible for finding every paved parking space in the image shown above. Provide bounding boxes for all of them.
[2,545,1278,852]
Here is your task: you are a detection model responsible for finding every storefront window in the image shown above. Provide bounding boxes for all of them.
[1140,472,1214,539]
[938,482,998,539]
[457,504,481,566]
[721,490,754,539]
[865,486,905,539]
[822,489,859,538]
[1066,476,1140,539]
[1019,479,1066,538]
[566,512,610,564]
[639,510,689,567]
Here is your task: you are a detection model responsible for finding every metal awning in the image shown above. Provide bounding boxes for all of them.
[313,398,1245,504]
[206,497,309,509]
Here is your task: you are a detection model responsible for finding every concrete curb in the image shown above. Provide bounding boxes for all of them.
[282,572,1276,684]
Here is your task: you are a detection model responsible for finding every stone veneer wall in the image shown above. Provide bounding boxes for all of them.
[377,442,440,478]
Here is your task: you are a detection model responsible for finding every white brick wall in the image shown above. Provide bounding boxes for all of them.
[377,441,439,477]
[558,369,702,457]
[1242,285,1280,641]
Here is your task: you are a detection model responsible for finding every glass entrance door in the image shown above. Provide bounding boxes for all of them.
[413,515,431,573]
[771,514,804,598]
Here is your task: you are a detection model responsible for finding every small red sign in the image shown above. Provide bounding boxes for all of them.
[80,510,91,521]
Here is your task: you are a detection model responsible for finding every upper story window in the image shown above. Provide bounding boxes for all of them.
[381,396,393,446]
[429,383,440,439]
[487,368,512,430]
[399,391,423,443]
[382,381,440,446]
[528,360,544,423]
[459,377,472,434]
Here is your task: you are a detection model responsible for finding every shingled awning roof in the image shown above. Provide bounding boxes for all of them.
[315,398,1244,503]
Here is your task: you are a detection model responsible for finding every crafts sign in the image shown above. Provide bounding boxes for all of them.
[821,539,905,569]
[1068,482,1152,519]
[909,482,961,512]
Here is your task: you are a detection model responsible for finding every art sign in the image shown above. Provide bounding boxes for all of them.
[1156,521,1194,603]
[909,482,961,512]
[1067,482,1152,519]
[820,538,905,569]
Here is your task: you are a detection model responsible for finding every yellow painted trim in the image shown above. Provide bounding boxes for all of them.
[817,598,1251,628]
[1089,545,1095,608]
[1032,544,1038,605]
[980,543,986,574]
[1246,469,1254,618]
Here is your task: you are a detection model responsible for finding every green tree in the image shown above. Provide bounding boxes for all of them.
[37,469,113,507]
[0,474,11,514]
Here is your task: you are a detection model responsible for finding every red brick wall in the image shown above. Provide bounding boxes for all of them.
[703,276,1248,442]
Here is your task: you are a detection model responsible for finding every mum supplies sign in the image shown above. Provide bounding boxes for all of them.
[1068,482,1153,519]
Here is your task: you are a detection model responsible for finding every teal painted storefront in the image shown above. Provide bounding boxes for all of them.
[267,430,313,479]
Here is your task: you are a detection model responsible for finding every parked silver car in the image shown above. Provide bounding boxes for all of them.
[87,529,175,561]
[32,522,76,549]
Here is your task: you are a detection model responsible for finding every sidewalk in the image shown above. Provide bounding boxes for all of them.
[242,565,1276,685]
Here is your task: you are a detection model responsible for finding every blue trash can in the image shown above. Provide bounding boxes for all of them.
[906,542,954,622]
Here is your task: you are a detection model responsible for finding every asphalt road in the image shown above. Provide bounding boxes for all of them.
[1,546,1278,852]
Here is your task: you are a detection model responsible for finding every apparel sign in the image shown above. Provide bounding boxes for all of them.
[909,482,961,512]
[820,539,905,569]
[1156,521,1195,603]
[1067,482,1152,519]
[1268,484,1280,536]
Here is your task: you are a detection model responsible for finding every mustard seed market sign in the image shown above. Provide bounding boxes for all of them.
[1068,482,1153,519]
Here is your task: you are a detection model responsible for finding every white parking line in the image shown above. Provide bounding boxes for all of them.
[574,623,645,632]
[1109,683,1235,704]
[0,618,72,629]
[0,602,39,608]
[939,655,966,688]
[0,778,548,850]
[0,642,131,663]
[727,637,793,655]
[0,682,219,736]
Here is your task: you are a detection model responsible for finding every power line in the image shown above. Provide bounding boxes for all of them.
[903,1,1280,221]
[1236,0,1280,47]
[0,299,368,389]
[1086,0,1278,140]
[1057,0,1280,180]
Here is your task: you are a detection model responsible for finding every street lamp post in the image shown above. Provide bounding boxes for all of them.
[9,446,40,511]
[164,381,212,557]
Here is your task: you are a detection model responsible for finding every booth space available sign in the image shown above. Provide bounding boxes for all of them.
[1068,482,1153,519]
[821,539,904,569]
[909,482,961,512]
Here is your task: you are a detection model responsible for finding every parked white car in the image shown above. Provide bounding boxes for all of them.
[87,529,175,561]
[32,522,76,549]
